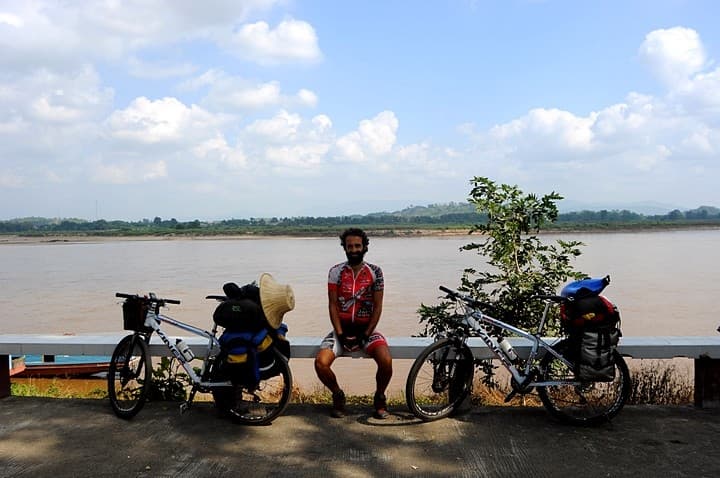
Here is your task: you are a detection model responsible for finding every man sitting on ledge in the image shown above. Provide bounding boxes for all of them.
[314,228,393,419]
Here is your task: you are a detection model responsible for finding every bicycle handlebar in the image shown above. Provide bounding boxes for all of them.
[115,292,181,305]
[531,294,567,303]
[440,286,567,308]
[439,286,494,311]
[439,285,457,297]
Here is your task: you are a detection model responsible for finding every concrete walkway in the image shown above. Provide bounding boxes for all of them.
[1,397,719,477]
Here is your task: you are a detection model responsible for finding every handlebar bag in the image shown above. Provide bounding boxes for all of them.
[122,297,153,333]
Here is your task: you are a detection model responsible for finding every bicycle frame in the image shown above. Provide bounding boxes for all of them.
[141,308,232,390]
[456,300,577,389]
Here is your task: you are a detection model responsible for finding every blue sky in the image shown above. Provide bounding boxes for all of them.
[1,0,719,220]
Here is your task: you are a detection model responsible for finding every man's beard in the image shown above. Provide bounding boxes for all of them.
[346,251,365,265]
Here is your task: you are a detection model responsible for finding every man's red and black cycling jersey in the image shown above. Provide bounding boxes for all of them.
[328,261,384,328]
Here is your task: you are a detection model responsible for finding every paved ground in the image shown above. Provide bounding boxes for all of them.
[1,397,719,477]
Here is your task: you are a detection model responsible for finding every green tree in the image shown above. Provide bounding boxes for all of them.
[419,177,585,339]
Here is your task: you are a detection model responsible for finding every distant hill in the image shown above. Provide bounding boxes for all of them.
[2,202,719,235]
[369,202,475,218]
[557,200,684,216]
[369,201,718,218]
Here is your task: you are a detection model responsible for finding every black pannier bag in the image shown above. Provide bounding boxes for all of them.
[213,281,291,385]
[560,277,622,382]
[213,298,267,332]
[576,326,621,382]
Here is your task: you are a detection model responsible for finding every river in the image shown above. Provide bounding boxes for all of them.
[2,229,718,394]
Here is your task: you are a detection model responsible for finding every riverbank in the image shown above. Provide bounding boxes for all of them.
[3,223,720,245]
[0,229,472,245]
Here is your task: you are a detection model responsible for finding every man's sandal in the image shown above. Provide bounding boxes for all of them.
[373,392,389,419]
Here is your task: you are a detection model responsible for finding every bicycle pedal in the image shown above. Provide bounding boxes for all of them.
[179,402,190,414]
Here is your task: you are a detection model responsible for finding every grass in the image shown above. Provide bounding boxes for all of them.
[290,386,407,406]
[11,378,107,399]
[10,360,694,406]
[465,359,694,407]
[627,360,693,405]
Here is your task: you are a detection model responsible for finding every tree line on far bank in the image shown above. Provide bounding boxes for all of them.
[1,204,719,236]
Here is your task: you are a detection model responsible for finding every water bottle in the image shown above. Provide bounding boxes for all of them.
[176,338,194,361]
[498,337,518,362]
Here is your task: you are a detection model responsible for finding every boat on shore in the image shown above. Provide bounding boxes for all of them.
[10,355,110,378]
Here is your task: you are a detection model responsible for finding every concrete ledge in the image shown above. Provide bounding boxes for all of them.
[3,334,720,359]
[4,334,720,405]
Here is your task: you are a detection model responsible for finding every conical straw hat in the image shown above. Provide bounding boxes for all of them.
[259,273,295,329]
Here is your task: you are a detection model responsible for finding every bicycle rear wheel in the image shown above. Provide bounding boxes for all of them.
[108,334,151,419]
[537,340,631,426]
[405,338,474,421]
[212,347,292,426]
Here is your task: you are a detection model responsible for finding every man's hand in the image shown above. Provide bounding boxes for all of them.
[338,333,361,352]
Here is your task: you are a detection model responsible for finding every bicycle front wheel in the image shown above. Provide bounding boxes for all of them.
[405,338,474,421]
[108,334,151,419]
[213,347,293,426]
[537,340,631,426]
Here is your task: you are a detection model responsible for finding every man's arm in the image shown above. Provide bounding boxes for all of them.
[363,289,384,337]
[328,287,343,336]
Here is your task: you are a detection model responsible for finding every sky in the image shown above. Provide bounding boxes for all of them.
[1,0,719,221]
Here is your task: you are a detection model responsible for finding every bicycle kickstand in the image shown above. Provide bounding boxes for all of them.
[180,388,198,414]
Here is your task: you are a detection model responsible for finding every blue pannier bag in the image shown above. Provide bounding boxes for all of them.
[219,328,271,385]
[219,324,290,385]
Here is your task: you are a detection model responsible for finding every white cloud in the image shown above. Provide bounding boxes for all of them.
[3,5,720,220]
[227,19,322,65]
[462,24,720,181]
[635,26,720,118]
[246,110,302,141]
[224,81,282,109]
[0,172,23,188]
[335,111,399,162]
[639,27,707,87]
[92,160,168,184]
[312,114,332,131]
[127,56,197,79]
[487,107,595,159]
[0,65,112,175]
[197,73,319,112]
[0,1,312,71]
[2,65,113,124]
[395,142,456,178]
[0,12,23,28]
[297,89,318,107]
[177,69,224,92]
[242,110,334,171]
[106,97,223,146]
[193,135,247,170]
[265,143,330,170]
[673,67,720,115]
